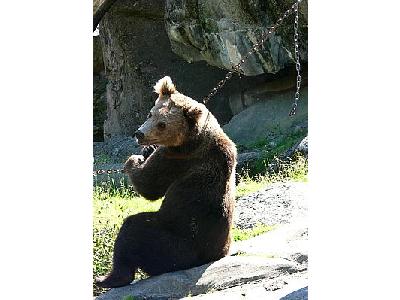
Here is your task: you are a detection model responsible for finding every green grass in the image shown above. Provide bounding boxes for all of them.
[232,224,276,241]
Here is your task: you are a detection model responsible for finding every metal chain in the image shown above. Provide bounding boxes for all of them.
[289,1,301,116]
[93,168,124,176]
[202,0,303,116]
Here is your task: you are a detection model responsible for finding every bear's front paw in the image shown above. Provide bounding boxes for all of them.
[124,155,145,173]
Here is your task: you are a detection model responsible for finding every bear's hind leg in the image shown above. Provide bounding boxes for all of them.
[95,212,199,288]
[95,214,153,288]
[94,249,138,288]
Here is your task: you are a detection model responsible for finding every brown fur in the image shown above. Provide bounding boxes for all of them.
[95,77,237,288]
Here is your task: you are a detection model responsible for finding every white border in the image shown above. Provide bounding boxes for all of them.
[1,0,400,299]
[0,1,93,299]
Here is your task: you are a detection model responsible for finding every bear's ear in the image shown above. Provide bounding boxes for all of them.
[154,76,176,97]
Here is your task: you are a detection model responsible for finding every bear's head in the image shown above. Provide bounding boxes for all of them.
[134,76,206,147]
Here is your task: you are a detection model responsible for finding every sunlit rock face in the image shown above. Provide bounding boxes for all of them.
[165,0,308,76]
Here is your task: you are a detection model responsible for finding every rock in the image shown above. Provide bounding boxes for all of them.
[280,287,308,300]
[294,136,308,156]
[94,136,141,164]
[234,182,307,230]
[96,255,305,300]
[223,87,308,147]
[285,136,308,158]
[227,68,306,115]
[231,218,308,264]
[180,272,307,300]
[93,0,118,31]
[237,150,263,171]
[165,0,308,76]
[296,137,308,154]
[93,36,105,75]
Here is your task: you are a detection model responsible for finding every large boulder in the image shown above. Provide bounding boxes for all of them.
[223,87,308,147]
[96,255,306,300]
[285,136,308,158]
[165,0,308,76]
[234,182,307,230]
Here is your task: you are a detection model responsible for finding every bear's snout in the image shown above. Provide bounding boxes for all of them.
[134,130,145,142]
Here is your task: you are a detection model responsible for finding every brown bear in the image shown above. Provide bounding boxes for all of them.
[95,76,237,288]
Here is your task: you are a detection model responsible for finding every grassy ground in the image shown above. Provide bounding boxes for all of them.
[236,154,308,197]
[93,154,307,296]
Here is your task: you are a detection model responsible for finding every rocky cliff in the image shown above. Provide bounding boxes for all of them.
[96,0,308,145]
[165,0,307,75]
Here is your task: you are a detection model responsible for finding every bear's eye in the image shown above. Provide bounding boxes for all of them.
[147,112,152,119]
[157,122,166,130]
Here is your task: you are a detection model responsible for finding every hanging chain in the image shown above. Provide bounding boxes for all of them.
[202,0,303,116]
[289,1,301,116]
[93,168,124,176]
